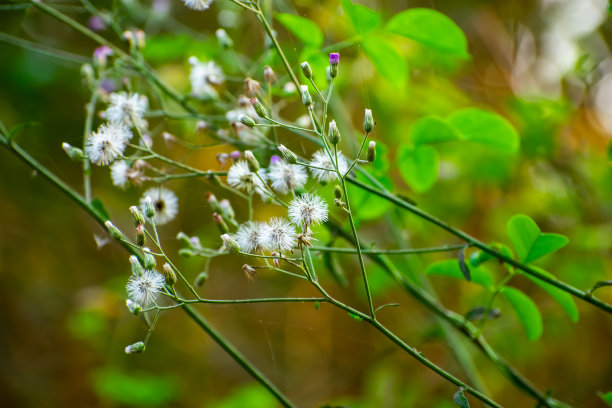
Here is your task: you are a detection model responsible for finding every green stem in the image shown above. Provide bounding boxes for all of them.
[82,87,99,204]
[309,244,465,255]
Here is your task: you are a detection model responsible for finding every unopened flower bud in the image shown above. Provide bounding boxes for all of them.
[329,53,339,78]
[264,66,277,84]
[300,85,312,107]
[278,144,298,164]
[283,82,297,95]
[244,78,262,98]
[206,192,222,212]
[328,120,340,145]
[216,28,233,49]
[162,263,177,286]
[334,184,343,199]
[239,114,256,128]
[366,141,376,162]
[129,206,145,227]
[243,264,257,280]
[125,341,145,354]
[136,223,146,247]
[301,61,313,79]
[221,234,240,254]
[195,271,208,287]
[81,64,95,86]
[219,199,235,220]
[144,196,155,218]
[213,212,229,234]
[244,150,260,172]
[250,98,267,118]
[105,221,123,241]
[62,143,84,161]
[363,109,375,133]
[143,249,156,270]
[126,299,142,315]
[130,255,144,276]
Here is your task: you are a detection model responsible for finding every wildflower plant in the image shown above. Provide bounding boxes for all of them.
[3,0,612,407]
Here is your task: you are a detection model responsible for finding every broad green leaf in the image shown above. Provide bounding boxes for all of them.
[276,13,324,48]
[347,171,393,221]
[453,388,470,408]
[386,8,469,57]
[362,37,406,86]
[410,116,460,145]
[340,0,382,33]
[524,267,579,323]
[599,391,612,407]
[501,287,543,341]
[397,144,438,193]
[448,108,520,152]
[507,214,569,263]
[426,259,494,289]
[142,35,207,63]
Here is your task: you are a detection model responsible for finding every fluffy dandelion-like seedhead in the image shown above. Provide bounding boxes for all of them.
[86,122,131,166]
[105,92,148,127]
[189,57,224,97]
[110,160,130,189]
[268,160,308,194]
[126,269,165,306]
[235,221,266,253]
[288,193,328,230]
[182,0,213,10]
[227,161,267,195]
[309,149,348,182]
[139,187,179,225]
[261,217,296,253]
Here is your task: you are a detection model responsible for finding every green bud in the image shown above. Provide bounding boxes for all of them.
[125,341,145,354]
[136,224,146,247]
[143,249,156,270]
[162,263,177,286]
[221,234,240,254]
[105,221,123,241]
[244,150,260,172]
[144,196,155,219]
[278,144,298,164]
[300,85,312,107]
[213,212,229,234]
[126,299,142,315]
[62,143,83,161]
[206,192,222,213]
[219,199,235,220]
[334,185,343,199]
[250,97,267,118]
[215,28,233,49]
[328,120,340,145]
[129,206,145,227]
[239,114,256,128]
[300,61,313,79]
[195,271,208,287]
[363,108,375,133]
[206,171,222,187]
[130,255,144,276]
[366,141,376,163]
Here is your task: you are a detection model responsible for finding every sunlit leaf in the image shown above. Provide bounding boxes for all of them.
[501,287,543,341]
[507,214,569,263]
[524,267,579,323]
[93,368,178,406]
[426,259,494,289]
[410,116,461,145]
[276,13,324,48]
[362,37,406,86]
[216,383,280,408]
[448,108,520,152]
[397,144,438,193]
[340,0,382,33]
[386,8,469,57]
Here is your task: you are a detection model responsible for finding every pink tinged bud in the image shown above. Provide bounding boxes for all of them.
[93,46,113,66]
[87,16,107,32]
[231,150,242,161]
[329,53,339,78]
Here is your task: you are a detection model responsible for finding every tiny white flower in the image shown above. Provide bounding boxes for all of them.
[309,149,348,182]
[139,187,179,225]
[189,57,224,97]
[105,92,148,127]
[268,160,308,194]
[85,122,131,166]
[227,161,267,195]
[126,269,165,306]
[261,217,296,253]
[182,0,213,11]
[110,160,130,188]
[234,221,266,253]
[288,193,328,230]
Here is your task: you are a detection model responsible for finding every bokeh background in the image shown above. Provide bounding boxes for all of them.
[2,0,612,407]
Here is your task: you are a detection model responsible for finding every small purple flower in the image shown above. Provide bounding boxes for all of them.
[230,150,242,161]
[100,78,116,94]
[270,155,281,165]
[329,53,340,65]
[88,16,107,32]
[93,45,113,65]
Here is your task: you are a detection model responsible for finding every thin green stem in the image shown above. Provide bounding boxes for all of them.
[309,244,465,255]
[82,87,99,204]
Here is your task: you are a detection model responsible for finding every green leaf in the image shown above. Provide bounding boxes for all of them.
[276,13,324,48]
[340,0,382,33]
[397,144,438,193]
[524,267,579,323]
[501,287,543,341]
[347,171,393,221]
[598,391,612,407]
[426,259,494,289]
[447,108,520,152]
[410,116,461,145]
[457,246,470,281]
[91,198,110,220]
[362,37,406,86]
[386,8,469,57]
[506,214,569,263]
[453,388,470,408]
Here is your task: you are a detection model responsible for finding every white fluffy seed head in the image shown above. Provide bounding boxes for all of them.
[288,193,328,230]
[309,149,348,182]
[110,160,130,189]
[261,217,296,253]
[126,269,165,306]
[234,221,266,254]
[268,161,308,194]
[85,122,131,166]
[189,57,224,97]
[227,161,267,195]
[105,92,148,127]
[139,187,179,225]
[182,0,213,10]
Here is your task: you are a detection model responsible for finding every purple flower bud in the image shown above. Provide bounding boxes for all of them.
[93,45,113,66]
[87,16,106,32]
[329,53,340,65]
[270,155,281,165]
[231,150,241,161]
[100,78,116,94]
